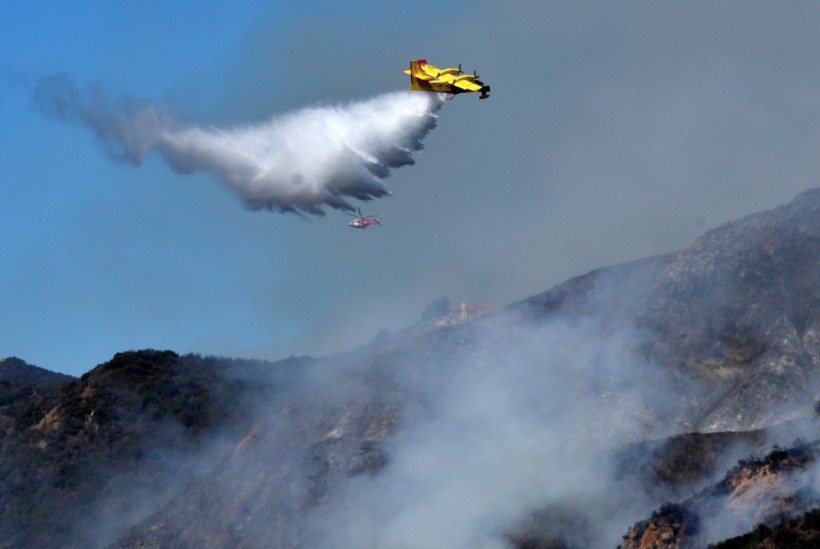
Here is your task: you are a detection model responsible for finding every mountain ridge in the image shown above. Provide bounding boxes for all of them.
[1,187,819,547]
[0,356,75,385]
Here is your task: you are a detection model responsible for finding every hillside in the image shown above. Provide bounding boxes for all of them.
[0,351,310,548]
[1,188,818,548]
[515,187,820,433]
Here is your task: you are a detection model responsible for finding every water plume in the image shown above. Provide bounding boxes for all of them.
[34,75,445,215]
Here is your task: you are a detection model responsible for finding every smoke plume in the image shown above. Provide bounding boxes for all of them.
[34,75,445,214]
[303,312,676,549]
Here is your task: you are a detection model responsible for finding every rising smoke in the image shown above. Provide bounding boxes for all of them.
[34,75,446,214]
[300,309,679,549]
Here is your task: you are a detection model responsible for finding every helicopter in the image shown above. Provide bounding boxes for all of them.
[345,208,383,229]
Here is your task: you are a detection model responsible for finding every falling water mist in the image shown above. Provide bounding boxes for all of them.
[34,75,446,215]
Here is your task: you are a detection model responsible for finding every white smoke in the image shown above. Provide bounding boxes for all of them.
[34,75,445,215]
[301,311,682,549]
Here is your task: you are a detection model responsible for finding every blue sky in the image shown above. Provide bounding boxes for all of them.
[4,1,820,375]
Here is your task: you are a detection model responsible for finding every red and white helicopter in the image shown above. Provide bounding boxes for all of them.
[345,208,383,229]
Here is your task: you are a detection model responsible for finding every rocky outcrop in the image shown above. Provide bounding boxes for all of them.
[621,439,820,548]
[620,503,700,549]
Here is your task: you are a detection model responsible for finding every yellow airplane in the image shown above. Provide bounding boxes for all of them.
[404,59,490,99]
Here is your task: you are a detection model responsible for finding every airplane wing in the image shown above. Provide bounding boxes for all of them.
[451,77,484,92]
[418,62,442,78]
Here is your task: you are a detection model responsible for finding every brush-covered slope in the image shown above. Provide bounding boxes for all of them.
[0,351,308,548]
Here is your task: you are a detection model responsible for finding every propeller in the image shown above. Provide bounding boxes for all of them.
[343,211,381,218]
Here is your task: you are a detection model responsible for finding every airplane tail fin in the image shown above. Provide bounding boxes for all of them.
[407,59,428,91]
